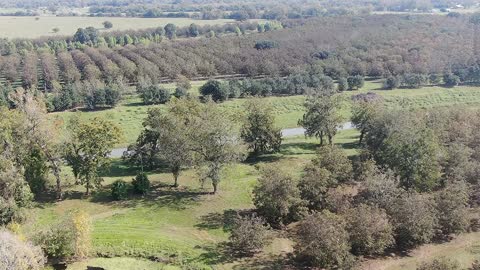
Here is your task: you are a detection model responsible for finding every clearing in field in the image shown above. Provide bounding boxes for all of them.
[0,16,237,38]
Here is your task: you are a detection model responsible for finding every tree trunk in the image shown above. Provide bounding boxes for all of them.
[52,162,62,199]
[85,181,90,196]
[359,129,365,145]
[173,169,180,187]
[212,182,218,194]
[328,134,333,145]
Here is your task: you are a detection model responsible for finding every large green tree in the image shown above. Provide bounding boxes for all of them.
[241,98,282,155]
[65,116,121,195]
[189,99,247,193]
[299,93,344,145]
[140,105,194,187]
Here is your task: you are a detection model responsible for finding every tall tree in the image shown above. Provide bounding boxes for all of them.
[299,93,344,145]
[65,116,121,195]
[351,93,383,145]
[241,98,282,155]
[13,90,65,198]
[140,106,193,187]
[189,99,247,193]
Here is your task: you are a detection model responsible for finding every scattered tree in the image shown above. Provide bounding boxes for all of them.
[241,98,282,155]
[65,116,121,195]
[299,93,344,145]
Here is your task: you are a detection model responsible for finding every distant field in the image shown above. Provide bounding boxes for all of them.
[0,16,236,38]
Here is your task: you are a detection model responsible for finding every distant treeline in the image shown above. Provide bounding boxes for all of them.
[1,14,480,112]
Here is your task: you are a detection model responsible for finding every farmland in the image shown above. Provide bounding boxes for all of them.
[0,16,237,38]
[3,1,480,269]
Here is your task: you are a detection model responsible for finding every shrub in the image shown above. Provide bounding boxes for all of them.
[229,215,270,255]
[132,172,150,195]
[347,75,364,90]
[444,73,460,87]
[34,221,75,261]
[253,164,305,226]
[311,145,353,184]
[402,73,427,89]
[346,204,395,255]
[384,76,401,90]
[429,73,442,84]
[254,40,279,50]
[72,211,91,259]
[337,77,348,91]
[299,167,334,211]
[34,212,91,262]
[199,80,229,102]
[417,258,460,270]
[104,87,121,107]
[0,167,33,225]
[103,21,113,29]
[391,193,438,249]
[295,211,354,269]
[0,230,45,270]
[435,181,470,235]
[174,87,188,98]
[139,85,171,105]
[111,180,129,200]
[356,169,403,212]
[324,187,353,214]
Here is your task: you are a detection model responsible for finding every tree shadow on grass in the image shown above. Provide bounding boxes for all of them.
[244,154,282,165]
[89,183,207,211]
[99,159,173,178]
[197,242,236,265]
[123,101,145,107]
[198,242,295,269]
[279,142,318,156]
[339,141,360,151]
[195,209,240,231]
[231,254,296,270]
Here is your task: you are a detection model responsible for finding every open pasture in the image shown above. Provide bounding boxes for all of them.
[0,16,236,38]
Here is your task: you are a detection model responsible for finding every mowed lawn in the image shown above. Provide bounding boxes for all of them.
[0,16,236,38]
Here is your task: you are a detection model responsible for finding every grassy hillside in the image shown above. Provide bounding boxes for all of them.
[0,16,236,38]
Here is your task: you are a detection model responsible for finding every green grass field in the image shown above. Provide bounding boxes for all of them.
[53,79,480,147]
[35,79,480,269]
[0,16,236,38]
[23,130,357,270]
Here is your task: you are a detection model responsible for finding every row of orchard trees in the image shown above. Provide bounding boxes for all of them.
[3,14,480,112]
[2,14,480,88]
[0,20,276,55]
